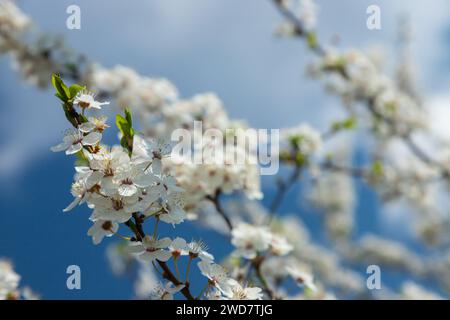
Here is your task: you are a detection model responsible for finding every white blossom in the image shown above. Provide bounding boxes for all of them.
[227,280,263,300]
[187,240,215,262]
[73,91,110,110]
[128,236,172,263]
[150,282,185,300]
[87,220,118,245]
[231,223,272,259]
[168,237,189,258]
[286,265,317,292]
[198,261,233,296]
[51,128,101,155]
[0,260,20,300]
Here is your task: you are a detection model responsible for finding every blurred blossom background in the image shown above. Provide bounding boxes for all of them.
[1,0,450,299]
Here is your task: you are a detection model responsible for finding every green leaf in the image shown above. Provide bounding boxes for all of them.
[124,108,133,127]
[116,108,135,156]
[68,84,85,100]
[54,92,66,102]
[332,117,357,131]
[51,74,70,102]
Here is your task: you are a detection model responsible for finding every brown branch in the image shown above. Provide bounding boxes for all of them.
[268,164,302,222]
[207,191,233,232]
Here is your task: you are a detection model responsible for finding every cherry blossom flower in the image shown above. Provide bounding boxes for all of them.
[280,123,322,157]
[286,265,317,292]
[113,164,156,197]
[132,136,171,175]
[198,261,233,296]
[73,90,109,110]
[168,237,189,258]
[128,236,172,262]
[79,116,109,133]
[157,192,187,225]
[0,260,20,300]
[187,240,214,262]
[270,234,293,256]
[227,279,263,300]
[51,128,101,155]
[150,282,185,300]
[231,223,273,259]
[90,194,138,223]
[87,220,118,245]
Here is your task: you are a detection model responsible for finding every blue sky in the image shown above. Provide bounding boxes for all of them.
[1,0,450,299]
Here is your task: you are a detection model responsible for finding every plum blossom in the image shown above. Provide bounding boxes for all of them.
[87,220,119,245]
[187,240,215,262]
[227,279,263,300]
[62,168,102,212]
[79,116,109,133]
[198,261,233,296]
[128,236,172,263]
[89,194,138,223]
[286,265,317,292]
[168,237,189,258]
[113,164,156,197]
[0,260,20,300]
[50,128,101,155]
[150,282,185,300]
[270,234,293,256]
[280,123,322,158]
[73,90,110,110]
[231,223,273,259]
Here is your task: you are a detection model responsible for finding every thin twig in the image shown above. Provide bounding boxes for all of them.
[268,164,301,222]
[207,191,233,232]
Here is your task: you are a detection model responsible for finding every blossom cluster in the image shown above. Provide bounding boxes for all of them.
[309,49,426,136]
[0,259,38,300]
[279,123,323,166]
[49,75,265,300]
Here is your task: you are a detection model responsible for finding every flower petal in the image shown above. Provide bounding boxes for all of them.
[118,184,138,197]
[50,142,68,152]
[66,143,82,155]
[83,132,102,146]
[79,122,96,133]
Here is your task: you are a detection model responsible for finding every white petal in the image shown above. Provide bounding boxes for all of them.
[66,143,82,155]
[50,142,69,152]
[118,184,138,197]
[79,122,96,133]
[63,197,81,212]
[86,171,103,189]
[92,234,104,245]
[83,132,102,146]
[133,173,156,188]
[199,251,215,262]
[140,252,157,262]
[152,159,162,175]
[110,209,132,223]
[126,243,145,254]
[157,237,172,249]
[155,250,172,262]
[101,177,118,196]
